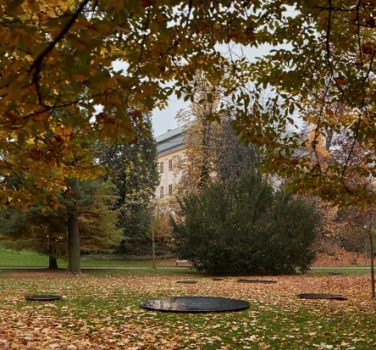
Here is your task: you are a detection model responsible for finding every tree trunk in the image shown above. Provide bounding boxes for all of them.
[369,228,375,299]
[199,119,211,188]
[67,209,81,274]
[48,234,59,270]
[151,225,156,270]
[151,206,158,270]
[48,255,59,270]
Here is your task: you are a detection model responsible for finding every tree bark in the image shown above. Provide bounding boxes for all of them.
[199,119,211,188]
[369,228,375,299]
[48,255,59,270]
[48,234,59,269]
[67,209,81,274]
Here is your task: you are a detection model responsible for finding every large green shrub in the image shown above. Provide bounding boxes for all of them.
[172,173,320,275]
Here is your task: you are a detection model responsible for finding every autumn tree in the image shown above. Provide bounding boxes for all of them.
[0,180,122,270]
[99,116,158,255]
[175,74,222,196]
[0,1,260,208]
[2,1,250,267]
[213,116,262,183]
[0,1,375,283]
[1,1,373,203]
[0,205,65,269]
[337,206,376,298]
[230,1,375,207]
[174,77,262,202]
[302,103,376,296]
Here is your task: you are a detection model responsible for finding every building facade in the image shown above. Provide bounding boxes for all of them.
[155,126,185,199]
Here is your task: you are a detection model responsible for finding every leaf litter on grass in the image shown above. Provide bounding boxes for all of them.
[0,272,374,349]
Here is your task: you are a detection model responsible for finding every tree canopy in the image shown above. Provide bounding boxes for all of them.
[0,0,375,207]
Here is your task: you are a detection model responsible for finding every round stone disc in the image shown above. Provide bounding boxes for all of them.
[176,280,197,284]
[25,294,62,301]
[297,293,347,301]
[237,279,277,284]
[140,296,249,313]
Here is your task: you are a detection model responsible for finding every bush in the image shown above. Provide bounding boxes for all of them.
[172,173,320,275]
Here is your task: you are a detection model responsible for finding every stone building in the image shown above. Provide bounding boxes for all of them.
[155,126,185,199]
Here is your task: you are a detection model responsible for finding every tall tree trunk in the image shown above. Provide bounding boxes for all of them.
[67,209,81,274]
[48,234,59,269]
[199,119,211,188]
[369,228,375,299]
[48,255,59,270]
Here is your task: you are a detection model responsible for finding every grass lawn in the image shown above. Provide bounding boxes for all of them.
[0,268,375,349]
[0,247,174,269]
[0,247,54,267]
[0,247,372,275]
[309,266,371,276]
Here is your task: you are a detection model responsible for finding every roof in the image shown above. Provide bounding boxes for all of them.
[156,126,185,142]
[156,126,186,155]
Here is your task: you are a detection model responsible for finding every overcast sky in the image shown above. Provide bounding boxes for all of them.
[152,94,188,137]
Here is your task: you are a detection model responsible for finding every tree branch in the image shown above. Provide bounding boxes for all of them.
[29,0,90,103]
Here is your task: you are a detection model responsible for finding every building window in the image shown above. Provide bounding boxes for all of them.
[169,159,173,171]
[160,186,164,198]
[168,184,173,195]
[159,161,164,173]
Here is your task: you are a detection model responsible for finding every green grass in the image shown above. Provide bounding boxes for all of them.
[0,247,373,279]
[309,266,371,275]
[0,247,54,266]
[0,247,196,275]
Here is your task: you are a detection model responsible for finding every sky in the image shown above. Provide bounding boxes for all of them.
[151,95,188,137]
[112,60,187,138]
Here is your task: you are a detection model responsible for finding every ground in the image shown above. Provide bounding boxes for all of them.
[312,245,366,267]
[0,269,375,350]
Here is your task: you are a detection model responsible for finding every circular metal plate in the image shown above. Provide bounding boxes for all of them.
[297,293,347,301]
[140,296,249,313]
[237,279,277,284]
[25,294,62,301]
[176,280,197,284]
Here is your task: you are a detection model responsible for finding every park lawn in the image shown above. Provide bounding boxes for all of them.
[0,247,176,269]
[0,247,55,267]
[0,247,372,276]
[0,270,374,349]
[309,266,371,276]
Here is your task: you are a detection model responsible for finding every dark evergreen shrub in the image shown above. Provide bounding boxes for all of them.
[172,173,319,275]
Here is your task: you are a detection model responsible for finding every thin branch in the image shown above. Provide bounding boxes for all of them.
[137,7,152,67]
[313,6,355,12]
